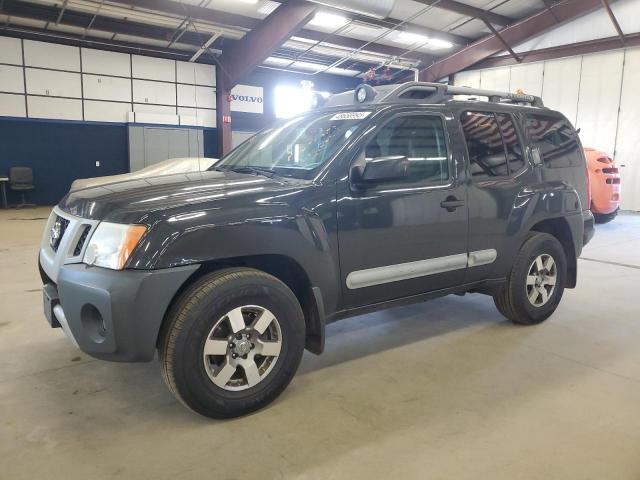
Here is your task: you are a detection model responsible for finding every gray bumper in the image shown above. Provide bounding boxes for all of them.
[44,263,199,362]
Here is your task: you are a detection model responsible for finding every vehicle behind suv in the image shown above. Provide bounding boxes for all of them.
[39,82,595,418]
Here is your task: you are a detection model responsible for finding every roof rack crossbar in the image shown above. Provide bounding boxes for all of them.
[350,81,544,108]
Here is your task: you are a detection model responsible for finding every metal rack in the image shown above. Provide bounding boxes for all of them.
[325,81,545,108]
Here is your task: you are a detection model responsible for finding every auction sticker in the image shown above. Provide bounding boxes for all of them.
[330,112,372,121]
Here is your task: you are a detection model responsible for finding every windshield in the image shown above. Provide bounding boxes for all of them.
[212,111,371,179]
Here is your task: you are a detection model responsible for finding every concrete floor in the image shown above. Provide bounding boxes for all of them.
[2,207,640,480]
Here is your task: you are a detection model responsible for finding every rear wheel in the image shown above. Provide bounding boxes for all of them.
[493,232,567,325]
[593,208,618,224]
[160,268,305,418]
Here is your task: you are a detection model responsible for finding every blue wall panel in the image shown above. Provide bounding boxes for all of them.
[0,118,129,205]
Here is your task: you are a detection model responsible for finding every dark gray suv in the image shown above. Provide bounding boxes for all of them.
[39,82,595,418]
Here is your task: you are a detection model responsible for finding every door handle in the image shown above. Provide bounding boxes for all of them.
[440,196,465,212]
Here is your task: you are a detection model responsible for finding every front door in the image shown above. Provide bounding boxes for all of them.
[337,111,469,308]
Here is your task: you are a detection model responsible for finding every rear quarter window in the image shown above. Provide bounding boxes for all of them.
[525,114,583,168]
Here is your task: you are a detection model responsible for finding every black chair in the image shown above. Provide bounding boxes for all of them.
[9,167,36,208]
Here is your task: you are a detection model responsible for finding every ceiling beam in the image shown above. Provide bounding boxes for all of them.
[0,24,203,61]
[470,32,640,70]
[112,0,430,61]
[281,0,470,45]
[601,0,625,46]
[106,0,434,61]
[419,0,606,81]
[412,0,513,26]
[217,1,317,88]
[481,18,521,63]
[0,0,211,47]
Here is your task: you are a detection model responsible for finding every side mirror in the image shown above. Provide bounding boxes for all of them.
[352,155,409,185]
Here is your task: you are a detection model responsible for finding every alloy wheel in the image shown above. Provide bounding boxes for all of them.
[525,253,557,307]
[203,305,282,391]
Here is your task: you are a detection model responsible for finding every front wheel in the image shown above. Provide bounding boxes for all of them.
[494,232,567,325]
[160,268,305,418]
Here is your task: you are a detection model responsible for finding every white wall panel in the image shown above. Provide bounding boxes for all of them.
[133,103,176,114]
[541,57,582,125]
[178,83,218,109]
[575,50,624,155]
[177,83,196,107]
[23,40,80,71]
[195,86,216,109]
[194,63,215,87]
[82,48,130,77]
[509,62,544,97]
[132,79,176,105]
[84,100,130,122]
[0,65,25,93]
[83,74,131,102]
[0,37,23,65]
[614,48,640,211]
[453,70,480,88]
[27,96,82,120]
[25,68,82,98]
[178,107,216,128]
[176,62,215,86]
[0,93,26,117]
[132,55,175,82]
[197,108,216,128]
[480,67,510,91]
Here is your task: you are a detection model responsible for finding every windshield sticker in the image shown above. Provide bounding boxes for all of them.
[330,112,371,121]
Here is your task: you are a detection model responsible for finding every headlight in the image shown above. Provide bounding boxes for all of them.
[83,222,147,270]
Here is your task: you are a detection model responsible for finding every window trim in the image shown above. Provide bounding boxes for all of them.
[352,110,455,190]
[460,109,528,181]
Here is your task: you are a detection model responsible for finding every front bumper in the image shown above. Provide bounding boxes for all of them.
[42,262,199,362]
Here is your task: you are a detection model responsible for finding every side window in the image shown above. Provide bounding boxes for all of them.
[525,114,582,168]
[460,111,508,178]
[364,115,449,184]
[496,113,525,172]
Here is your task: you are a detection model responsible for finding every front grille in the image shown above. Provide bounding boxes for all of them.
[50,216,70,252]
[73,225,91,256]
[602,167,618,174]
[606,178,621,184]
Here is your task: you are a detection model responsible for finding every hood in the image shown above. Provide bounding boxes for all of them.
[59,170,298,223]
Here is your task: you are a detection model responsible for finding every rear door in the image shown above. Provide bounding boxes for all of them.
[460,109,536,283]
[336,109,469,308]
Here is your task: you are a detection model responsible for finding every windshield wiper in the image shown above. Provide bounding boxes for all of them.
[228,166,277,178]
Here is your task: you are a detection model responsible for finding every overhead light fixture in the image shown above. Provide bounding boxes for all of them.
[425,38,454,50]
[394,31,430,45]
[309,12,349,28]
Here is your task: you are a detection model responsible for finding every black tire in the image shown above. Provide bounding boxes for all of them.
[493,232,567,325]
[593,208,618,224]
[159,268,305,419]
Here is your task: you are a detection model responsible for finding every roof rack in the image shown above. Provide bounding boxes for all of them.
[323,81,544,108]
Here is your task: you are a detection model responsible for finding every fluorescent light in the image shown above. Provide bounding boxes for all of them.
[310,12,349,28]
[425,38,453,50]
[394,31,430,45]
